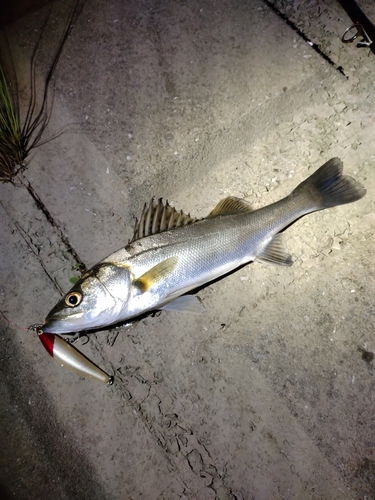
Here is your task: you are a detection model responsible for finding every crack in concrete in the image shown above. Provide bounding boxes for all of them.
[18,175,87,272]
[264,0,348,78]
[14,221,63,294]
[112,365,239,499]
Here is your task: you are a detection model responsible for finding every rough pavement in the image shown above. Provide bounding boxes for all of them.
[1,1,374,498]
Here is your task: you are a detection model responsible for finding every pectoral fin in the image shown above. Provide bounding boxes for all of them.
[160,295,205,314]
[134,257,178,293]
[255,234,293,267]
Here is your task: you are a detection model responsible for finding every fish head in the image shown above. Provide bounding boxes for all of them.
[42,263,132,334]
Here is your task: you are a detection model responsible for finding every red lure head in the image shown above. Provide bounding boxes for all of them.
[36,327,55,357]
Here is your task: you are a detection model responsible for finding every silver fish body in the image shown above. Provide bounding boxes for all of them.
[42,158,366,334]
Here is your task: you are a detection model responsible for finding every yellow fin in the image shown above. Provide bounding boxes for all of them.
[131,198,198,241]
[208,196,253,217]
[133,257,178,293]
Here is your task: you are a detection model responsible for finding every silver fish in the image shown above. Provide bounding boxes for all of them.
[42,158,366,334]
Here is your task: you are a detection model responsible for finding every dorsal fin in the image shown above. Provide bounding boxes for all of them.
[208,196,253,217]
[131,198,198,241]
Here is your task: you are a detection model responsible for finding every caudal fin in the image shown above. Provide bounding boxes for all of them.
[293,158,366,209]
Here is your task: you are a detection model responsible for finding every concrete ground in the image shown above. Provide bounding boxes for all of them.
[1,0,374,498]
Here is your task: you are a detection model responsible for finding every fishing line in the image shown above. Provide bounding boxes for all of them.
[0,310,33,332]
[0,311,88,345]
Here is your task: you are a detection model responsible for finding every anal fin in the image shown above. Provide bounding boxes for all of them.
[255,234,293,267]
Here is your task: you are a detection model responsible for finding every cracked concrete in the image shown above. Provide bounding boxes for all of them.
[1,0,374,498]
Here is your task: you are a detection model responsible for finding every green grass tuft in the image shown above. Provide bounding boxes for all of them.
[0,64,25,181]
[0,0,86,183]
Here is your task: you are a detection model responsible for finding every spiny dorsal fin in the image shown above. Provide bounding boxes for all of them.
[208,196,253,217]
[131,198,198,241]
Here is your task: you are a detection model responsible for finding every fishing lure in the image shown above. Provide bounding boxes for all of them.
[36,327,113,384]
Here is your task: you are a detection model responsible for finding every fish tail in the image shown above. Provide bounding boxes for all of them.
[293,157,366,209]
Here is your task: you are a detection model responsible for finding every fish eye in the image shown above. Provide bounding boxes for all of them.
[65,292,82,307]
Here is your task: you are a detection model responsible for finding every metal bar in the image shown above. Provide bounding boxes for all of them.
[337,0,375,54]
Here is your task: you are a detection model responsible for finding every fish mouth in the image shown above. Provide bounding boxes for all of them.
[42,309,111,334]
[41,321,75,335]
[42,315,85,335]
